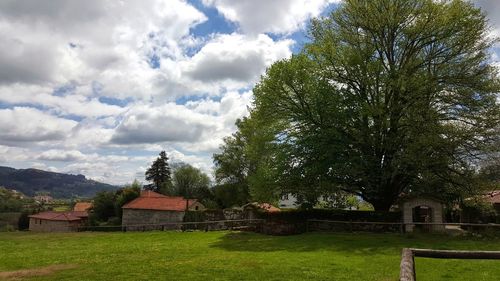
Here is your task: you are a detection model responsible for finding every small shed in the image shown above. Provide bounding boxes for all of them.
[29,211,88,232]
[400,197,445,232]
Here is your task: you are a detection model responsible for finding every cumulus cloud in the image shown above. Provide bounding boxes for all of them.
[475,0,500,36]
[183,33,292,83]
[0,0,335,184]
[202,0,339,34]
[111,104,217,145]
[37,149,86,162]
[0,84,125,118]
[0,107,77,145]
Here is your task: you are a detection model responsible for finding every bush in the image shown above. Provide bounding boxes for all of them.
[183,211,206,222]
[17,211,31,230]
[2,224,15,232]
[258,208,401,223]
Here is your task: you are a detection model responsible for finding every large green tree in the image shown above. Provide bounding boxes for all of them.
[172,164,211,200]
[145,151,172,192]
[248,0,500,210]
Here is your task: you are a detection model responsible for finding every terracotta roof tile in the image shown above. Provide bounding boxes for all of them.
[244,202,280,212]
[484,190,500,204]
[122,190,198,211]
[29,211,86,221]
[73,202,92,212]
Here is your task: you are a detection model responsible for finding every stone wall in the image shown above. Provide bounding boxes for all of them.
[29,218,80,232]
[122,209,185,228]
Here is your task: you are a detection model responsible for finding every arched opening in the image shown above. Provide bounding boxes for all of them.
[412,205,433,232]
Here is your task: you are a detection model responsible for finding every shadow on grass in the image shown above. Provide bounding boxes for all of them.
[209,231,499,255]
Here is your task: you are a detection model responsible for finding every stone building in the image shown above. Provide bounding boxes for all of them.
[29,211,88,232]
[400,197,445,232]
[121,190,205,229]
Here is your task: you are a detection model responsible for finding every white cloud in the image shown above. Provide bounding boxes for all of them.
[0,0,334,186]
[202,0,339,34]
[183,33,292,83]
[111,103,217,145]
[0,107,77,145]
[37,149,86,162]
[0,84,125,118]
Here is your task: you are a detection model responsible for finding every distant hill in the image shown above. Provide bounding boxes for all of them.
[0,166,118,198]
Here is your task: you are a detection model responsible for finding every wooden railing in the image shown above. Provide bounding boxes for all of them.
[78,219,265,232]
[307,219,500,233]
[400,248,500,281]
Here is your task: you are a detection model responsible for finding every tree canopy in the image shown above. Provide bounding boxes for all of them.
[217,0,500,210]
[145,151,172,192]
[172,164,211,200]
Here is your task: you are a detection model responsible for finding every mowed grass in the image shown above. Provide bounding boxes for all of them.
[0,231,499,281]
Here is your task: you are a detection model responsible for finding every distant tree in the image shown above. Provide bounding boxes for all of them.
[172,164,212,203]
[114,180,141,220]
[0,187,24,212]
[90,191,116,223]
[213,183,249,208]
[145,151,172,192]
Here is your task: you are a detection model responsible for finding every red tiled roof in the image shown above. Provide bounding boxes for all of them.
[244,202,280,212]
[484,190,500,204]
[29,211,86,221]
[73,202,92,212]
[122,190,198,211]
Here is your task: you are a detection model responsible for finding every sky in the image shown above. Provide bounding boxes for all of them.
[0,0,498,186]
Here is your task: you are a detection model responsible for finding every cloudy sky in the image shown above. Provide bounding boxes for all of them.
[0,0,498,185]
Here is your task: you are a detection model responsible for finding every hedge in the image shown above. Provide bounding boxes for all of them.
[257,208,401,223]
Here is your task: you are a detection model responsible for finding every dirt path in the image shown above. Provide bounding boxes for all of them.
[0,264,77,280]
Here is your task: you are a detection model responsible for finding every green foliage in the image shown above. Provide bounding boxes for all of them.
[461,196,498,223]
[17,211,31,230]
[90,180,142,225]
[259,208,401,223]
[114,180,141,220]
[145,151,172,192]
[90,191,116,223]
[0,187,24,212]
[213,183,249,208]
[243,0,500,210]
[183,211,206,222]
[172,164,211,199]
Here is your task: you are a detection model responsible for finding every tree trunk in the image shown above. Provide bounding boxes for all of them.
[370,200,394,211]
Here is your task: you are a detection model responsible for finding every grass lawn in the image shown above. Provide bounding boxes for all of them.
[0,231,499,281]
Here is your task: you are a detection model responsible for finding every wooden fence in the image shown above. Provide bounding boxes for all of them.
[78,219,265,232]
[307,219,500,233]
[400,248,500,281]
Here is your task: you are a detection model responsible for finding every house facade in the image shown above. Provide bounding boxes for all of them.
[121,190,205,229]
[29,211,88,232]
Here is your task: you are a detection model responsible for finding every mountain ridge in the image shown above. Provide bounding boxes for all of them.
[0,166,118,198]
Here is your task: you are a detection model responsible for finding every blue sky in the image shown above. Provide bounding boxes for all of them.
[0,0,498,185]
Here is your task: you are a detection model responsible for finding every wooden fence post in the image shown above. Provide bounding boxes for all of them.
[400,248,415,281]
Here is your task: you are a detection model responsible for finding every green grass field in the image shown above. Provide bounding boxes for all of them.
[0,231,499,280]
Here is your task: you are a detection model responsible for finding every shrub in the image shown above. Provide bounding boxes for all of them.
[258,209,401,223]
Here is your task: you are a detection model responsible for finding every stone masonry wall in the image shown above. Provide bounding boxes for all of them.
[29,218,80,232]
[122,209,185,228]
